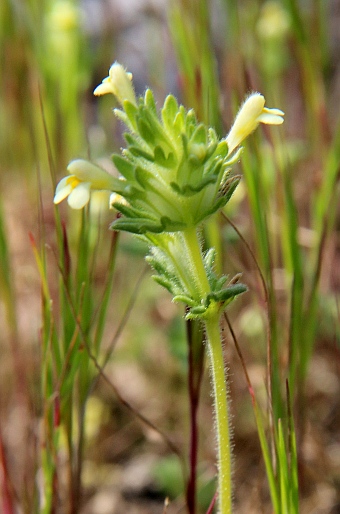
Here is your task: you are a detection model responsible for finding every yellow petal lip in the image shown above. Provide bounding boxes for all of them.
[226,92,284,154]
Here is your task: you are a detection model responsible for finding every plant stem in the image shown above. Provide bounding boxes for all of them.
[181,227,232,514]
[182,226,210,298]
[205,314,232,514]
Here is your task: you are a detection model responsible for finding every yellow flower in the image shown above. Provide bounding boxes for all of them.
[93,62,137,106]
[47,0,79,32]
[226,93,284,155]
[257,1,290,40]
[54,159,118,209]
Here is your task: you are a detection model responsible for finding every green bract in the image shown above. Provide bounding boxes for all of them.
[110,90,240,234]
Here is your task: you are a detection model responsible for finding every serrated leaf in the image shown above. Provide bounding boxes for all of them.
[114,109,130,127]
[173,109,185,134]
[154,147,177,168]
[208,127,218,143]
[170,175,216,197]
[160,216,186,232]
[122,100,138,129]
[190,124,207,145]
[137,118,156,145]
[162,95,178,121]
[186,109,197,137]
[188,305,206,315]
[215,275,228,290]
[134,166,154,188]
[205,142,218,162]
[204,248,216,269]
[144,89,157,115]
[173,295,196,306]
[129,146,155,161]
[215,140,228,158]
[207,283,247,304]
[112,154,135,181]
[124,132,142,147]
[111,217,163,234]
[110,201,145,220]
[153,275,174,294]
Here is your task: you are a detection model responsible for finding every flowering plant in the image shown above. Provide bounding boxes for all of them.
[54,62,284,513]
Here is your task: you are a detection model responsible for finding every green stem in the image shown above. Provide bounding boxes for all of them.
[181,226,232,513]
[205,314,232,514]
[182,226,210,298]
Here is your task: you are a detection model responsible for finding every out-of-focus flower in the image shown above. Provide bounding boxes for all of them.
[226,93,284,154]
[93,62,137,106]
[47,0,79,32]
[257,1,290,40]
[54,159,118,209]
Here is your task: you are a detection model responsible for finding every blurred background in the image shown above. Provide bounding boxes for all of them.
[1,0,340,513]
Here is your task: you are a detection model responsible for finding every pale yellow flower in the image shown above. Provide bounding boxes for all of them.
[257,1,290,40]
[226,93,284,155]
[47,0,79,32]
[54,159,118,209]
[93,62,137,106]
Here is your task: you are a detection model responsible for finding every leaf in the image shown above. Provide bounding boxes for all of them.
[206,283,247,304]
[162,94,179,128]
[190,124,207,145]
[160,216,186,232]
[112,154,135,181]
[122,100,139,129]
[137,118,156,145]
[144,89,157,115]
[154,147,177,168]
[173,295,196,306]
[170,175,216,196]
[111,217,163,234]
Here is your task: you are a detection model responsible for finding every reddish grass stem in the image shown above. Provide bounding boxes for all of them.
[186,318,205,514]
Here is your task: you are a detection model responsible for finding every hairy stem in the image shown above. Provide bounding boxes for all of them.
[180,227,232,513]
[205,314,232,514]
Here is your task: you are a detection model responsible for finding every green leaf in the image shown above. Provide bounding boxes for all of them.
[129,146,155,161]
[203,248,216,269]
[144,89,157,115]
[173,108,185,134]
[153,275,174,294]
[122,100,139,129]
[206,283,247,304]
[111,217,163,234]
[170,175,216,196]
[190,124,207,145]
[161,94,179,129]
[160,216,187,232]
[154,147,177,168]
[137,118,156,145]
[112,154,135,181]
[187,305,207,316]
[173,295,196,306]
[111,202,147,220]
[134,166,154,188]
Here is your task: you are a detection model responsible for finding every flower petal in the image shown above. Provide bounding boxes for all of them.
[257,112,284,124]
[67,159,118,190]
[67,182,91,209]
[93,79,113,97]
[54,179,73,204]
